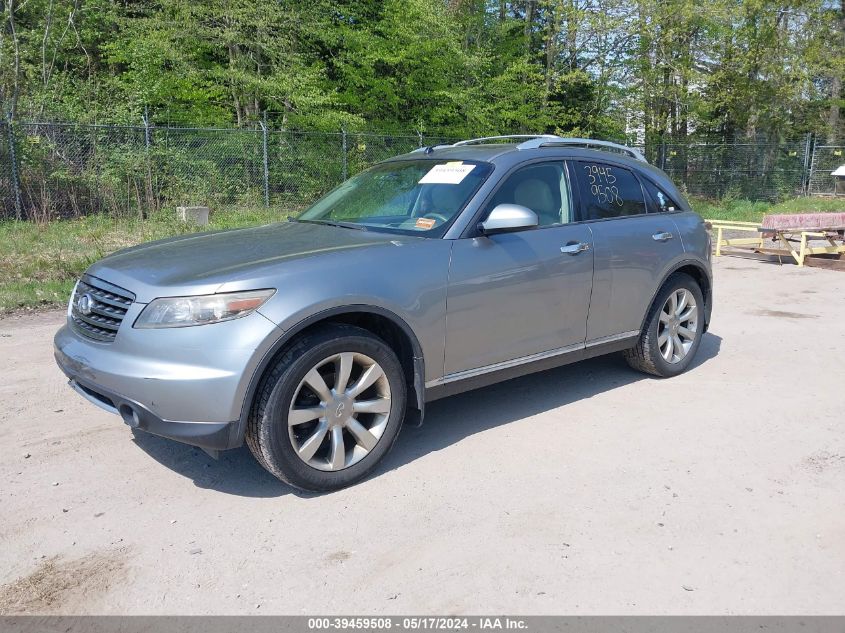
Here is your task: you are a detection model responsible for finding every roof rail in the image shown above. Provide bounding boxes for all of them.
[411,135,647,163]
[520,137,647,163]
[452,134,559,146]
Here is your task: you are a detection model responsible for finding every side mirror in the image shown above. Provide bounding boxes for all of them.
[478,204,539,235]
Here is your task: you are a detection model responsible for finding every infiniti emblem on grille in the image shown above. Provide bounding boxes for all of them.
[78,293,94,316]
[335,402,345,418]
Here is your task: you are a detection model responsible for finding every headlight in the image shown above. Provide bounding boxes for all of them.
[134,289,275,328]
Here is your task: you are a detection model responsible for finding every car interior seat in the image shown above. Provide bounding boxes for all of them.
[513,176,561,226]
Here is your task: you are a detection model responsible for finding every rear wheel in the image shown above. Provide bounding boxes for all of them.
[246,325,407,491]
[624,273,704,378]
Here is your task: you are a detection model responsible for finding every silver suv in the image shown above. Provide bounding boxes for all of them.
[54,135,712,491]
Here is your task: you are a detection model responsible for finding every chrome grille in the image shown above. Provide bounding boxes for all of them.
[70,276,135,342]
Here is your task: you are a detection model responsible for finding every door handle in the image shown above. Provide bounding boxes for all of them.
[652,231,674,242]
[560,242,591,255]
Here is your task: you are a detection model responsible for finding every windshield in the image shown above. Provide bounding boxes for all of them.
[298,159,493,236]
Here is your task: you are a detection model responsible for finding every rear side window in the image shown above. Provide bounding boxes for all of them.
[642,179,681,213]
[574,161,646,220]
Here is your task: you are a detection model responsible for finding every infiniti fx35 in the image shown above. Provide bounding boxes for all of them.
[55,135,713,491]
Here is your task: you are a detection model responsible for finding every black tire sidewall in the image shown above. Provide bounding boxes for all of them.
[260,329,406,491]
[646,273,705,377]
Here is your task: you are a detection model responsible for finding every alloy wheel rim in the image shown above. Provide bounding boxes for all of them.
[288,352,391,471]
[658,289,698,364]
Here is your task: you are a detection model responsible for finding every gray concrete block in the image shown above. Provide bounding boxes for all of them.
[177,206,209,225]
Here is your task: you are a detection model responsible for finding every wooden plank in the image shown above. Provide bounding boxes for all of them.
[803,255,845,271]
[803,244,845,256]
[754,247,794,258]
[761,212,845,231]
[705,219,762,228]
[722,237,764,246]
[716,249,792,264]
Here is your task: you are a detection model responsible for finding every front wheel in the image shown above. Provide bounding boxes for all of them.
[624,272,704,378]
[246,324,407,491]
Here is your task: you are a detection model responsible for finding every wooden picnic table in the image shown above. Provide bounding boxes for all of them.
[707,213,845,267]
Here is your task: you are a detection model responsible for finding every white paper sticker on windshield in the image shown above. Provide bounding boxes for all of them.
[419,162,476,185]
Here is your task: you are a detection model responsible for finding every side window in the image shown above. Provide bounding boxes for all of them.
[642,179,680,213]
[574,161,647,220]
[487,162,571,227]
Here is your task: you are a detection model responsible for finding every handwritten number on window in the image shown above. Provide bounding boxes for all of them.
[584,164,623,207]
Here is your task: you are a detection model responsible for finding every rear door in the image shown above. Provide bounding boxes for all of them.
[443,160,594,375]
[571,159,685,344]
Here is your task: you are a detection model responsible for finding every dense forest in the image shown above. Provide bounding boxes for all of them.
[1,0,843,145]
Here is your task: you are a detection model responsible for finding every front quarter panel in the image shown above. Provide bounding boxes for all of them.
[243,238,453,383]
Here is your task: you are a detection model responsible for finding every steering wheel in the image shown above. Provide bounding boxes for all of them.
[421,212,449,224]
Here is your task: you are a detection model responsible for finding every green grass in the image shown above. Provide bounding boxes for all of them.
[0,206,292,314]
[2,196,844,315]
[690,196,845,222]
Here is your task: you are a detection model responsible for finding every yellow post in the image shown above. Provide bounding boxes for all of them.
[716,226,723,257]
[798,232,808,267]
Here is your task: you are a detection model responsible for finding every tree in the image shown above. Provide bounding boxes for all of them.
[0,0,840,143]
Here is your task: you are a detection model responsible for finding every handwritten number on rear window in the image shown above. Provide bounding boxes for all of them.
[584,164,623,207]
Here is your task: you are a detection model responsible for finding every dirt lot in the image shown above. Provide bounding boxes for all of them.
[1,256,843,615]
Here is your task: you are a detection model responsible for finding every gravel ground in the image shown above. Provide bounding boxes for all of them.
[1,256,843,615]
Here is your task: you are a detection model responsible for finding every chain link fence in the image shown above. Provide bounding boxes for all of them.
[1,120,843,222]
[648,140,815,201]
[808,145,845,195]
[0,121,462,221]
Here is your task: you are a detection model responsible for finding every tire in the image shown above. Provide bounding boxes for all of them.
[245,324,407,491]
[624,272,705,378]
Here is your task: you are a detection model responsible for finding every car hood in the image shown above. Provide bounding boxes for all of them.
[86,221,417,303]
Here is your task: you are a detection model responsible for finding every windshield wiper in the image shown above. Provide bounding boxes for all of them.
[294,218,368,231]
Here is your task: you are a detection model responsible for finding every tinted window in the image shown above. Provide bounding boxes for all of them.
[642,179,680,213]
[487,162,572,227]
[575,161,646,220]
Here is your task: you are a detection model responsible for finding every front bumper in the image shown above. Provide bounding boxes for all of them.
[53,310,282,450]
[60,369,235,450]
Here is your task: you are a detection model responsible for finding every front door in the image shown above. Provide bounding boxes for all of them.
[443,161,594,376]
